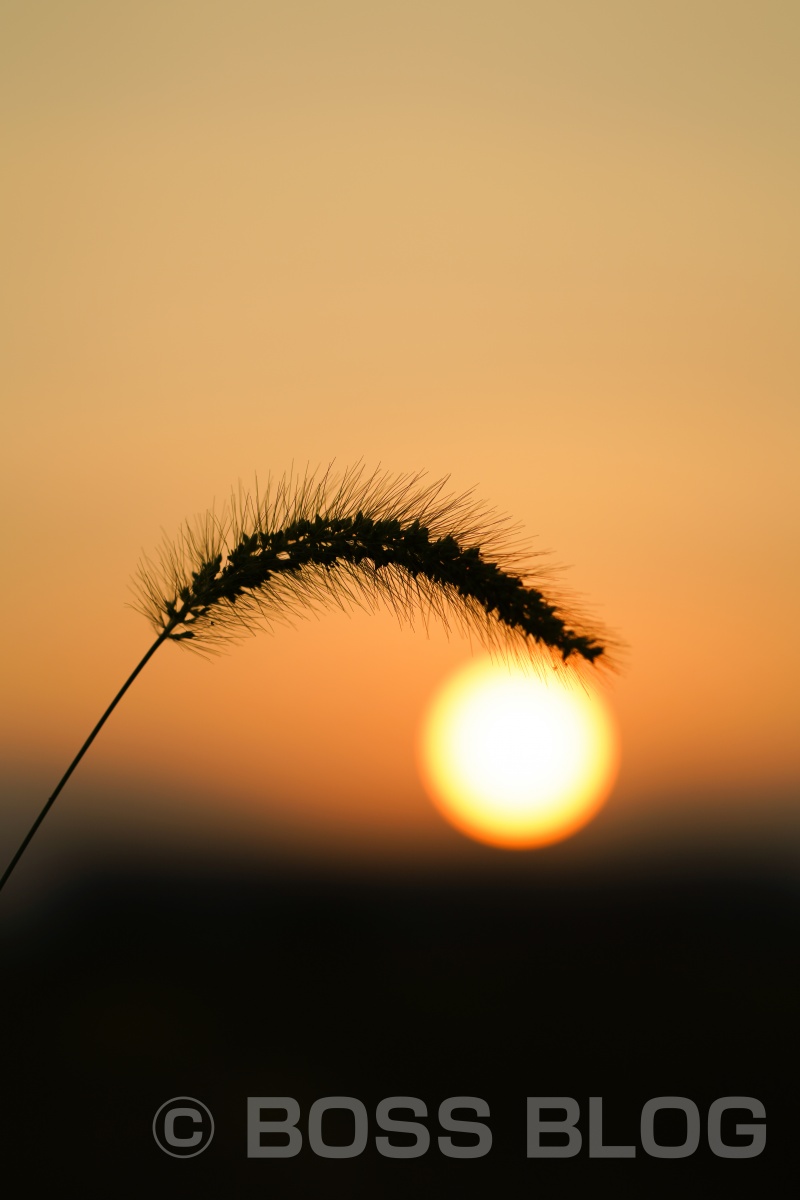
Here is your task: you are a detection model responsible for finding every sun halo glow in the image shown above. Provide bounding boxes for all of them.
[418,657,619,849]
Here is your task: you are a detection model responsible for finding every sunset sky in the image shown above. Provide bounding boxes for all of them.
[2,0,799,893]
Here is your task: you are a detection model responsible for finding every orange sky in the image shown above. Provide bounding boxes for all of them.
[2,1,799,885]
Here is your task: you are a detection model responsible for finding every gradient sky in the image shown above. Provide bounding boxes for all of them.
[2,1,798,885]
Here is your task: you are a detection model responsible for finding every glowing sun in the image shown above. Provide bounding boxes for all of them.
[418,656,619,849]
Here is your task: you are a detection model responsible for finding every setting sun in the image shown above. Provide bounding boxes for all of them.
[418,657,619,849]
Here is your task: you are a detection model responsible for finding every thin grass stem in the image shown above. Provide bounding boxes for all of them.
[0,631,170,893]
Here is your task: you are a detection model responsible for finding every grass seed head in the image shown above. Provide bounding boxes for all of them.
[132,464,615,672]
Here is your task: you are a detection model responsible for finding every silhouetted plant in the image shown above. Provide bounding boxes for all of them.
[1,464,613,892]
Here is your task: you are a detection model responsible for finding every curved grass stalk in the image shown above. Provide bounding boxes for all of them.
[1,464,614,893]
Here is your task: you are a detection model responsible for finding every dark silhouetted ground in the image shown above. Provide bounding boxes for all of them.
[3,851,797,1196]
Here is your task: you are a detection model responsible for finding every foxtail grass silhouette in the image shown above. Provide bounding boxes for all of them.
[1,465,614,892]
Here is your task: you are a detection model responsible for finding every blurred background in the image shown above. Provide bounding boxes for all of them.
[1,1,798,1192]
